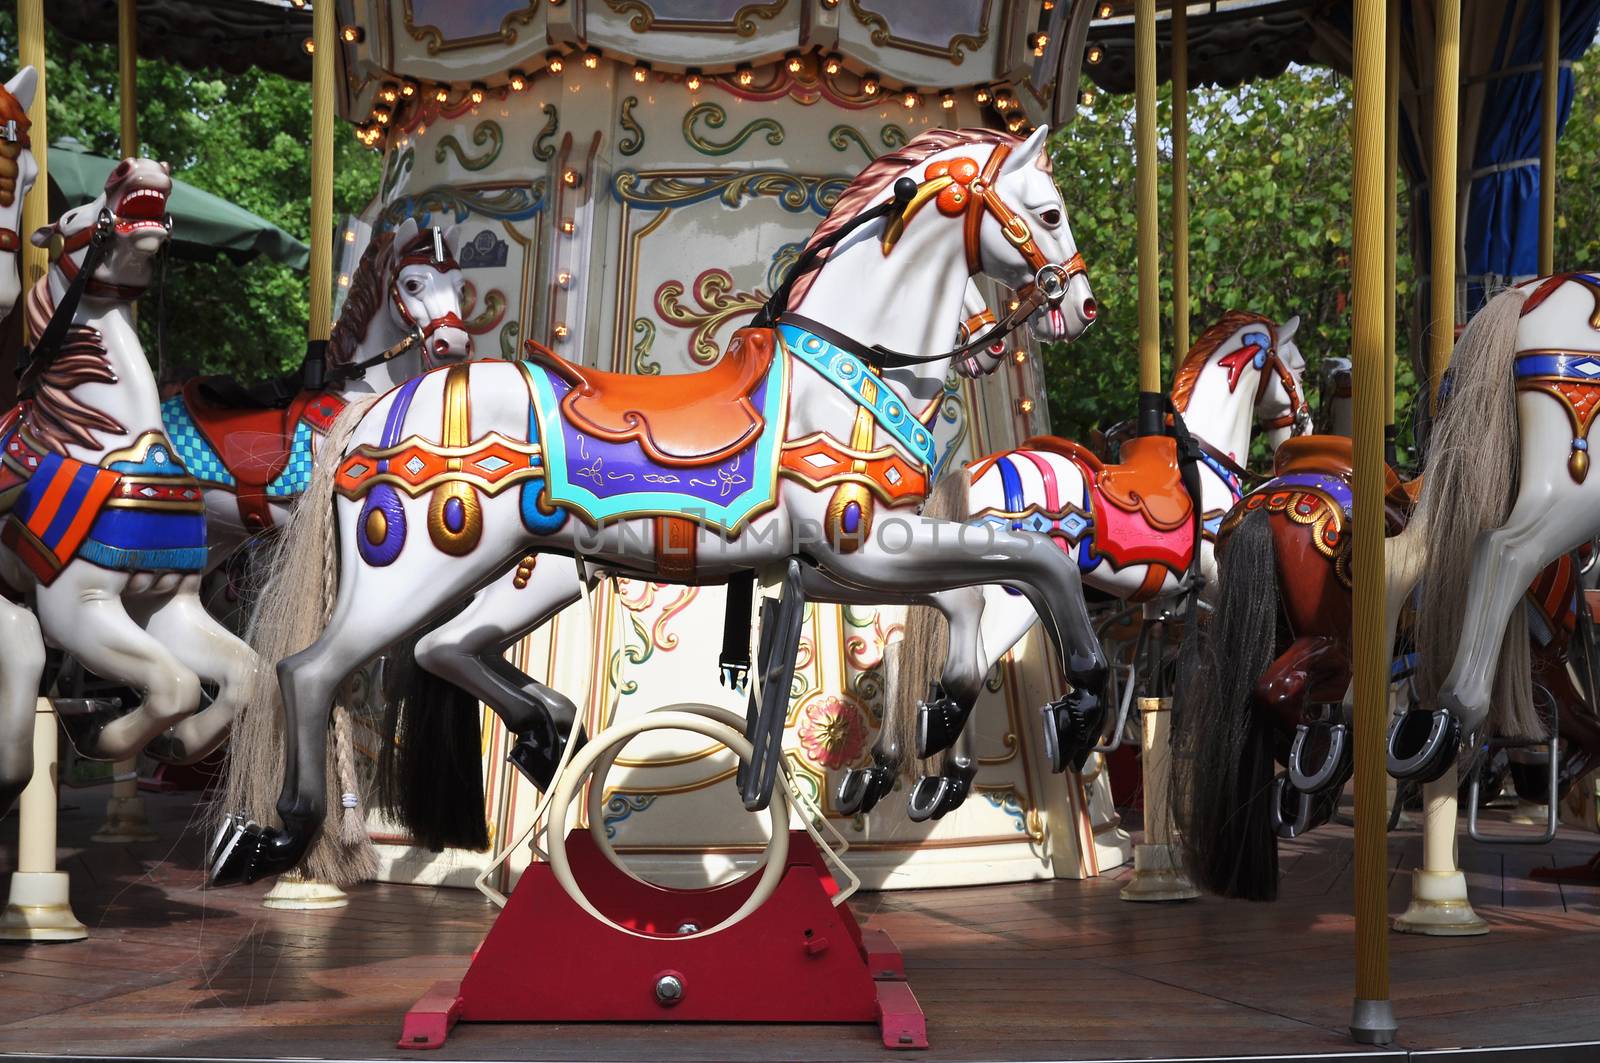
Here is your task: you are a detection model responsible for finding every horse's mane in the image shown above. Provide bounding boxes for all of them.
[328,228,412,370]
[789,127,1019,309]
[21,271,123,451]
[1170,310,1278,413]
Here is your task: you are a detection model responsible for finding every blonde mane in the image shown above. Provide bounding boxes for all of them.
[789,127,1018,308]
[1169,310,1278,412]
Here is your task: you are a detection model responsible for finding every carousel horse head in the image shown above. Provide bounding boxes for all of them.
[1172,310,1310,453]
[29,156,172,299]
[0,66,38,320]
[327,217,471,380]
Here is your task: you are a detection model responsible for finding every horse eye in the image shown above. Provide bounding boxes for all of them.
[405,278,423,293]
[1039,208,1062,227]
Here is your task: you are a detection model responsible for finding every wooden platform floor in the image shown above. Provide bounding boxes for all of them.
[4,790,1600,1061]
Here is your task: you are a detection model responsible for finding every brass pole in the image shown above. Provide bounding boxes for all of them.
[1349,0,1396,1044]
[1540,0,1559,276]
[1384,2,1398,433]
[1171,2,1189,361]
[1428,0,1460,411]
[308,0,336,342]
[17,0,47,342]
[1135,0,1159,396]
[118,0,137,158]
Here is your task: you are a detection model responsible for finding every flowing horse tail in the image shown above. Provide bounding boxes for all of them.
[1412,285,1541,741]
[1171,506,1282,901]
[217,394,382,886]
[894,469,971,772]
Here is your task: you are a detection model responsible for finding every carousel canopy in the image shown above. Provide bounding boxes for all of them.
[48,138,311,268]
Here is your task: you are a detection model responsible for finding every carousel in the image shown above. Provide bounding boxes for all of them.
[3,0,1600,1060]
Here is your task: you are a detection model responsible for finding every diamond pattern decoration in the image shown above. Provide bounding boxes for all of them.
[159,393,235,487]
[405,456,427,476]
[1058,512,1091,540]
[476,455,511,473]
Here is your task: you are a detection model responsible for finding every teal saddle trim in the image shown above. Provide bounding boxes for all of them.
[777,322,938,471]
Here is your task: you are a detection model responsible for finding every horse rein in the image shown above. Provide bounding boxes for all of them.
[14,207,117,395]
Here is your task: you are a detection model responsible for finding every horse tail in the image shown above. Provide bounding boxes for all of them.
[893,469,971,774]
[1172,506,1282,900]
[218,394,382,887]
[375,636,489,852]
[1413,286,1540,739]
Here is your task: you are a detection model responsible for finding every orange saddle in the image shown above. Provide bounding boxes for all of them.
[525,327,775,467]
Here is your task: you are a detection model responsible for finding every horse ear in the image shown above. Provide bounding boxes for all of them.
[1279,315,1301,343]
[394,217,419,248]
[1000,126,1050,176]
[30,225,50,247]
[6,67,37,112]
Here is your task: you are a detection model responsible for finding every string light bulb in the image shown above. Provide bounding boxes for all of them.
[940,91,956,110]
[685,69,702,92]
[338,273,351,287]
[1086,44,1104,64]
[823,54,842,76]
[560,219,575,235]
[469,82,486,104]
[1032,33,1049,57]
[557,271,572,287]
[509,70,528,91]
[1079,90,1095,107]
[736,64,755,87]
[901,90,918,109]
[553,323,570,339]
[400,78,419,98]
[862,74,880,96]
[434,84,449,103]
[1097,2,1113,16]
[378,82,399,103]
[546,52,565,75]
[632,62,650,83]
[785,52,804,75]
[340,25,364,43]
[1018,398,1035,415]
[301,37,315,55]
[372,106,391,125]
[975,86,992,105]
[1014,350,1028,364]
[562,168,582,188]
[582,50,601,70]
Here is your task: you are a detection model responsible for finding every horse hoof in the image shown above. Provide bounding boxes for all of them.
[508,724,585,790]
[836,759,895,816]
[143,730,189,766]
[916,692,972,758]
[1042,691,1106,774]
[906,776,947,822]
[1386,708,1460,783]
[54,697,129,762]
[208,813,303,887]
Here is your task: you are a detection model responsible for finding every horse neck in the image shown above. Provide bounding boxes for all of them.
[790,218,968,411]
[61,291,164,461]
[1179,358,1259,467]
[338,305,418,397]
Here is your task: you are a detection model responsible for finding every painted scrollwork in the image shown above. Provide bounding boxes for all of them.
[614,170,847,216]
[459,281,508,335]
[655,269,767,365]
[682,103,784,157]
[827,123,909,163]
[497,320,520,359]
[630,317,661,375]
[604,0,786,36]
[434,120,504,172]
[618,97,645,157]
[403,0,539,55]
[379,183,546,229]
[847,0,991,63]
[533,104,559,162]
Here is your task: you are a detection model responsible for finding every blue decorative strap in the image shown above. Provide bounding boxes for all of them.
[1514,352,1600,381]
[777,323,938,471]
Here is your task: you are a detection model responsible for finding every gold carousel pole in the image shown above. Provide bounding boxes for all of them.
[0,0,88,944]
[1171,1,1190,360]
[1349,0,1396,1042]
[92,0,160,847]
[1121,0,1196,905]
[1391,0,1487,940]
[1383,3,1398,457]
[1539,0,1559,276]
[261,0,347,911]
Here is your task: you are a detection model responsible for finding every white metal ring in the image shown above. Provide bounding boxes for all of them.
[548,710,789,939]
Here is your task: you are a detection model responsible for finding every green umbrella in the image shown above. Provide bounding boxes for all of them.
[45,138,310,270]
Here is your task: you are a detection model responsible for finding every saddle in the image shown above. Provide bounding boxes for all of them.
[1022,433,1194,531]
[180,378,345,528]
[1273,435,1412,524]
[525,327,775,467]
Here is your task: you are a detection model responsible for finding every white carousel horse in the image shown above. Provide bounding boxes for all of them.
[0,66,45,815]
[210,125,1106,884]
[0,158,257,777]
[1388,274,1600,781]
[160,218,472,565]
[846,311,1309,818]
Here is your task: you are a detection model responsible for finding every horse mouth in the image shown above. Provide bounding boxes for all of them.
[114,187,168,233]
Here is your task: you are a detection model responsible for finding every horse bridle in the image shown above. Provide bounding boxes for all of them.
[1255,344,1313,436]
[754,142,1089,372]
[327,226,465,385]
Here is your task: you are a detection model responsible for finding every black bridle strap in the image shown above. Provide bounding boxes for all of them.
[322,327,423,388]
[16,208,114,394]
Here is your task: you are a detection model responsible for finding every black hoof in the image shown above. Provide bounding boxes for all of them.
[1387,708,1460,783]
[207,813,308,886]
[508,722,585,790]
[1041,690,1107,774]
[143,730,190,766]
[916,685,973,758]
[907,761,975,823]
[54,697,129,762]
[836,752,897,815]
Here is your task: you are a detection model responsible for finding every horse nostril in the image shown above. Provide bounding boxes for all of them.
[1081,297,1098,321]
[434,339,450,357]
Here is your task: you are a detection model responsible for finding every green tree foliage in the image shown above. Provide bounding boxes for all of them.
[1558,52,1600,269]
[0,12,380,382]
[1044,66,1414,449]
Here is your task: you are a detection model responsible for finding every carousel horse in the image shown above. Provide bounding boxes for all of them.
[0,66,45,815]
[160,219,472,562]
[0,157,257,773]
[209,125,1106,885]
[841,310,1311,819]
[351,282,1006,852]
[1388,275,1600,783]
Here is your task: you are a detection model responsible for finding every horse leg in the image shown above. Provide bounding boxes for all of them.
[130,578,257,764]
[33,565,202,761]
[1437,484,1568,734]
[907,708,977,822]
[813,517,1107,774]
[414,559,585,788]
[0,600,45,815]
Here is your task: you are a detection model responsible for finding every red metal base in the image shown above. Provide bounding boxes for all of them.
[398,830,926,1051]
